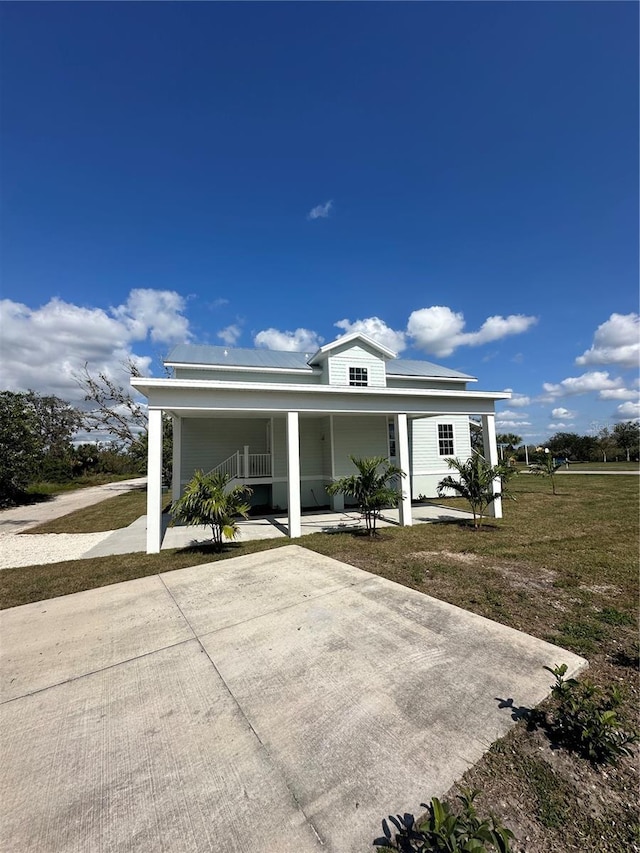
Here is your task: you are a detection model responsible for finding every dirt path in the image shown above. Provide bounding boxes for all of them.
[0,478,147,535]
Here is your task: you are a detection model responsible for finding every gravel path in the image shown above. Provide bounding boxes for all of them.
[0,478,147,571]
[0,531,115,570]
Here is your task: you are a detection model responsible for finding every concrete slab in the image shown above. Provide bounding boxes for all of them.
[0,575,193,701]
[1,641,323,853]
[0,545,587,853]
[82,503,473,560]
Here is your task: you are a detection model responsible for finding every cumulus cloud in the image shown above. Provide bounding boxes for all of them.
[406,306,537,357]
[217,324,241,346]
[334,317,406,354]
[548,422,569,429]
[253,327,323,352]
[599,388,640,401]
[508,393,531,408]
[551,407,575,419]
[614,401,640,421]
[497,419,532,428]
[543,371,624,398]
[497,409,530,420]
[576,313,640,369]
[307,200,333,220]
[0,289,190,403]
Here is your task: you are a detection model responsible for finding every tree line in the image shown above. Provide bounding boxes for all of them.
[496,423,640,464]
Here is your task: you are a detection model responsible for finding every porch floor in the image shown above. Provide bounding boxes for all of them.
[82,504,474,558]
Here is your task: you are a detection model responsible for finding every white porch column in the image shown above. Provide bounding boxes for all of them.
[146,408,164,553]
[329,415,343,511]
[395,413,413,527]
[286,411,301,538]
[171,415,182,503]
[481,413,503,519]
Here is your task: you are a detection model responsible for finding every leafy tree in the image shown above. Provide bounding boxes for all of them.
[0,392,42,504]
[76,361,173,484]
[612,421,640,463]
[528,452,564,495]
[596,427,617,463]
[437,455,515,529]
[327,455,405,537]
[545,432,598,462]
[170,470,252,551]
[496,433,521,462]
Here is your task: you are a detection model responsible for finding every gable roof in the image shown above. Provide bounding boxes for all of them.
[306,332,397,364]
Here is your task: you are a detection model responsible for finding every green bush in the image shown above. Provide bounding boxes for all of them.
[374,788,514,851]
[537,664,638,766]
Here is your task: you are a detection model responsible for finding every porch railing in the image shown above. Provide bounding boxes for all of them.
[207,449,272,480]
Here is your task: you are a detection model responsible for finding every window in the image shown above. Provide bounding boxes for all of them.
[388,420,396,458]
[349,366,368,386]
[438,423,455,456]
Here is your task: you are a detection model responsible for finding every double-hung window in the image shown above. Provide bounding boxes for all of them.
[438,423,455,456]
[349,366,368,387]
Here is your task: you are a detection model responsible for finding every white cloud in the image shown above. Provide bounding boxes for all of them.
[112,288,190,344]
[548,422,569,430]
[334,317,406,354]
[217,324,241,346]
[509,394,531,408]
[497,420,531,428]
[599,388,640,401]
[0,290,190,403]
[497,409,529,420]
[253,327,323,352]
[576,313,640,369]
[406,306,537,357]
[614,401,640,421]
[551,407,575,419]
[307,200,333,220]
[543,371,624,398]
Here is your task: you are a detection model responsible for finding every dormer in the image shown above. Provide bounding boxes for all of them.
[307,333,396,387]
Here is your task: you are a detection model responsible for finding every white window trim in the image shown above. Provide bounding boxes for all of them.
[438,423,455,456]
[349,366,369,387]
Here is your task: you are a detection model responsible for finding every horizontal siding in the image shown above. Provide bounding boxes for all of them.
[327,345,386,388]
[174,367,320,384]
[332,415,389,477]
[411,416,472,474]
[387,378,468,391]
[181,418,268,481]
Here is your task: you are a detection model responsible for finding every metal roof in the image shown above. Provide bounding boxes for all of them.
[166,344,314,370]
[389,358,475,380]
[166,344,474,379]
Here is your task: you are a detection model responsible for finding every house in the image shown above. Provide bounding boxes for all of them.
[131,332,510,553]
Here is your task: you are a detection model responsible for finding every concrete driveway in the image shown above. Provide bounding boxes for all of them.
[0,546,586,852]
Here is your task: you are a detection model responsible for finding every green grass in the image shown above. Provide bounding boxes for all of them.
[1,472,638,853]
[27,488,171,535]
[25,473,140,497]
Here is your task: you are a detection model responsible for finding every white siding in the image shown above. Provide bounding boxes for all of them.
[387,378,468,391]
[299,418,325,477]
[332,415,389,476]
[410,415,472,497]
[326,345,387,388]
[180,418,268,482]
[174,367,320,384]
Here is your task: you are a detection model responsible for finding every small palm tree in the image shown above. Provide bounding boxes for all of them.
[437,455,514,529]
[326,455,405,537]
[170,470,252,551]
[528,453,563,495]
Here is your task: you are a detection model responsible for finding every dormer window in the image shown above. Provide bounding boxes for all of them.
[349,366,368,386]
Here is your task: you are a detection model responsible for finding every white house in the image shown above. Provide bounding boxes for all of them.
[131,332,510,553]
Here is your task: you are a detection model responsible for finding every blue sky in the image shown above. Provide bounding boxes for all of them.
[1,2,638,440]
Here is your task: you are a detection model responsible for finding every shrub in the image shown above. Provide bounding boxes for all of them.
[437,455,515,529]
[170,470,252,551]
[536,664,638,766]
[374,788,514,851]
[327,455,405,537]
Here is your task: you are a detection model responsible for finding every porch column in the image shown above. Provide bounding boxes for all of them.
[395,413,412,526]
[286,411,301,538]
[171,415,181,503]
[481,413,503,519]
[146,408,164,553]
